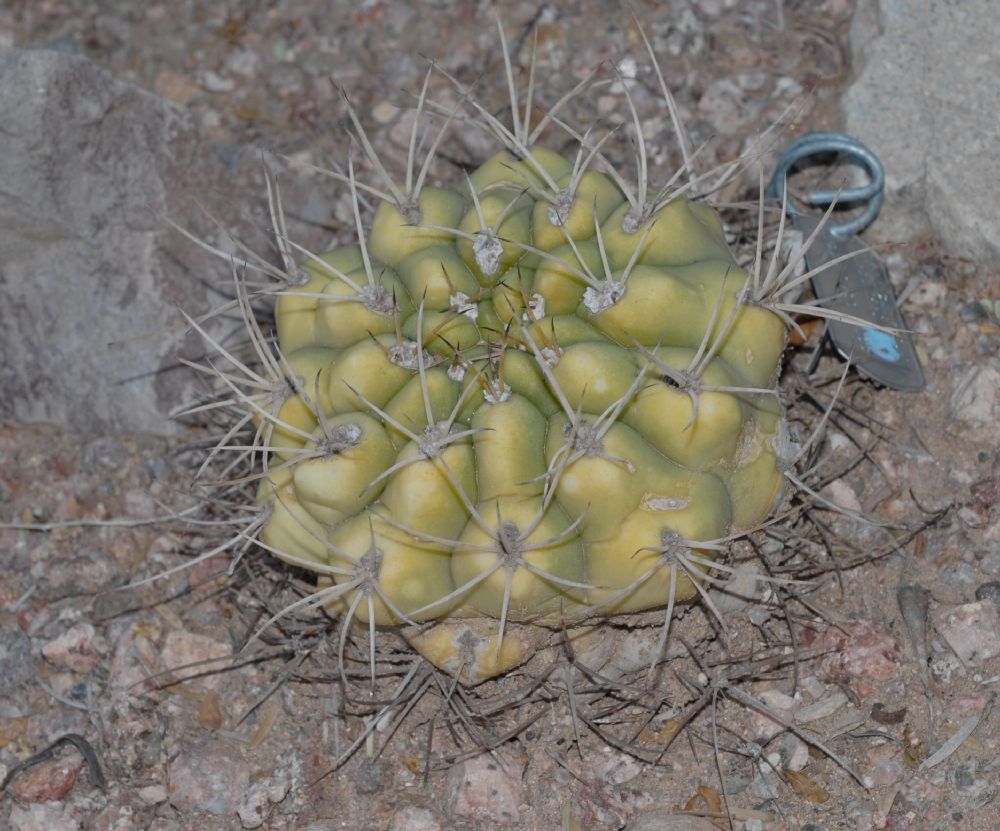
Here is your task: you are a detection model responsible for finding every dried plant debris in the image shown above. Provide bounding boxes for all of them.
[3,3,996,829]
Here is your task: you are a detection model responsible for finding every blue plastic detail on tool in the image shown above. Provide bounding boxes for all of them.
[862,328,901,363]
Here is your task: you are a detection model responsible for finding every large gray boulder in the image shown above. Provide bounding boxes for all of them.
[0,49,333,434]
[842,0,1000,263]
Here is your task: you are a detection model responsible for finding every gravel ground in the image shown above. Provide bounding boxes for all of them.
[2,2,999,830]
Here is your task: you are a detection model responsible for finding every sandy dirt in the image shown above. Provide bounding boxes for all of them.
[1,2,999,829]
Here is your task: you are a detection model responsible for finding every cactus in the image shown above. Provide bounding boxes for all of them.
[194,21,820,684]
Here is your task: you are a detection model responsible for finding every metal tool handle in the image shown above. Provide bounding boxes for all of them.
[765,132,885,238]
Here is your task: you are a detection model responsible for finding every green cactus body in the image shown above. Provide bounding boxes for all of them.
[258,147,788,677]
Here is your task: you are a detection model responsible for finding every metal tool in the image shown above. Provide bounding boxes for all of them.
[766,131,925,391]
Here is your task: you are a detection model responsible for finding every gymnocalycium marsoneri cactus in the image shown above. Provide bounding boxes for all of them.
[189,19,823,684]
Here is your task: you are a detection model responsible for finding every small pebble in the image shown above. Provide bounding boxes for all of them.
[154,70,200,104]
[389,807,442,831]
[8,803,80,831]
[974,581,1000,605]
[79,436,129,473]
[238,774,293,829]
[354,759,390,796]
[945,695,988,718]
[758,688,797,711]
[951,366,1000,426]
[930,652,965,684]
[159,630,232,688]
[815,621,903,683]
[8,756,82,802]
[139,785,168,804]
[822,479,863,514]
[42,623,103,674]
[200,70,236,93]
[709,563,761,615]
[372,100,397,124]
[167,738,250,815]
[866,743,904,786]
[781,733,810,772]
[0,625,34,696]
[449,751,526,824]
[748,705,792,742]
[588,747,644,786]
[32,552,118,601]
[935,601,1000,666]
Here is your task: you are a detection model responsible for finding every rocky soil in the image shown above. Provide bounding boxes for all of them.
[1,1,998,830]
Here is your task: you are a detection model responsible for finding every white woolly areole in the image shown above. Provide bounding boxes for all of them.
[317,422,363,456]
[473,233,504,276]
[539,346,561,368]
[621,206,649,235]
[523,293,545,321]
[546,188,575,226]
[418,421,453,458]
[359,282,396,315]
[483,379,512,404]
[450,291,478,320]
[582,280,626,314]
[447,361,467,382]
[388,340,430,370]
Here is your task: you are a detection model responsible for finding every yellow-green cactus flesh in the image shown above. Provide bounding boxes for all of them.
[258,145,791,680]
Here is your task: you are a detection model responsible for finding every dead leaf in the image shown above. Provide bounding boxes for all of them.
[638,718,680,745]
[871,703,906,724]
[197,691,223,729]
[683,784,726,829]
[787,318,823,347]
[902,723,921,769]
[249,698,280,749]
[784,770,830,803]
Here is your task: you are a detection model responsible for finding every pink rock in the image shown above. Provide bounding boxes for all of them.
[390,807,442,831]
[9,803,80,831]
[42,623,103,673]
[159,630,232,688]
[815,621,902,683]
[107,621,160,698]
[8,756,82,802]
[588,748,644,786]
[821,479,863,513]
[749,706,792,742]
[579,767,653,828]
[781,734,810,772]
[237,772,293,829]
[886,775,944,828]
[449,751,526,825]
[945,694,988,717]
[187,553,229,589]
[167,738,250,815]
[872,755,906,787]
[934,601,1000,666]
[866,743,904,786]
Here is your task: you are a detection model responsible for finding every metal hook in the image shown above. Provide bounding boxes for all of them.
[765,131,884,237]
